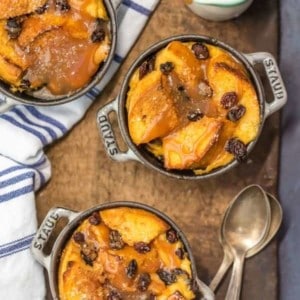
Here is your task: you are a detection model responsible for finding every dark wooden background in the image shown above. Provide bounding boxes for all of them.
[37,0,280,299]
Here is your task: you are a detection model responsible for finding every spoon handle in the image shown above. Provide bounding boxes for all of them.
[225,252,245,300]
[209,250,233,292]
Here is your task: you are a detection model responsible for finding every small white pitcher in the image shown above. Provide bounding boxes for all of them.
[185,0,254,21]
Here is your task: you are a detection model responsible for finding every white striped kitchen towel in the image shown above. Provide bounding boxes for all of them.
[0,1,159,299]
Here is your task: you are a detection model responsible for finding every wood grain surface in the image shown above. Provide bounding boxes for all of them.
[36,0,280,299]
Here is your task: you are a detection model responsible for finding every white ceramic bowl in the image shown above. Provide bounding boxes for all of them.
[186,0,254,22]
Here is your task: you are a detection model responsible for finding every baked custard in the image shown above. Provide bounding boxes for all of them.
[59,207,196,299]
[126,41,260,174]
[0,0,111,98]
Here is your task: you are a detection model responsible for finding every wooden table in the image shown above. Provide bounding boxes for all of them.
[37,0,280,299]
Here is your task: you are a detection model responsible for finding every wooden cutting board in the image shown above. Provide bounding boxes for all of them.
[37,0,279,299]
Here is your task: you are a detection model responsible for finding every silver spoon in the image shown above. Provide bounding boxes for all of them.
[222,185,271,300]
[209,192,282,292]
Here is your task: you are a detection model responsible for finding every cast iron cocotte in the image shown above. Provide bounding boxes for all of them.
[31,201,215,300]
[0,0,122,113]
[97,34,287,180]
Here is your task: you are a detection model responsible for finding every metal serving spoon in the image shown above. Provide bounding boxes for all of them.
[209,192,282,292]
[221,185,271,300]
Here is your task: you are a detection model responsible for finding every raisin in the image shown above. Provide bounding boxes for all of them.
[107,290,122,300]
[172,268,189,277]
[175,248,185,259]
[227,105,246,122]
[6,18,22,39]
[137,273,151,291]
[88,212,101,225]
[157,269,177,285]
[73,232,85,244]
[220,92,238,109]
[20,79,31,90]
[198,81,213,97]
[80,243,98,266]
[160,62,174,75]
[187,110,204,122]
[134,242,151,253]
[177,85,185,92]
[109,230,125,250]
[35,3,49,14]
[166,229,179,243]
[139,55,156,79]
[225,138,247,162]
[91,19,106,43]
[192,43,209,60]
[126,259,138,279]
[55,0,71,11]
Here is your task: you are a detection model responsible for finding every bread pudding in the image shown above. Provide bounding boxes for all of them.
[126,41,260,174]
[58,207,196,299]
[0,0,110,98]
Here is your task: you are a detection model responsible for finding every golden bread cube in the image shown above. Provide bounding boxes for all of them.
[128,74,179,145]
[100,208,169,246]
[0,0,48,19]
[163,116,223,169]
[0,55,23,85]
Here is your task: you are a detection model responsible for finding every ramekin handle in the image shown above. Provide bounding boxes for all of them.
[31,207,79,270]
[97,98,139,162]
[0,94,17,114]
[244,52,287,119]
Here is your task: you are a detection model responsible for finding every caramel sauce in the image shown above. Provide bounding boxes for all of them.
[26,28,99,95]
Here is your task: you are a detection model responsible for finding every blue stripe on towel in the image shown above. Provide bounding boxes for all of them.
[0,185,33,203]
[113,53,123,64]
[0,234,34,259]
[0,115,48,145]
[0,233,35,249]
[0,172,35,189]
[122,0,152,16]
[12,108,57,140]
[24,106,67,134]
[0,165,45,186]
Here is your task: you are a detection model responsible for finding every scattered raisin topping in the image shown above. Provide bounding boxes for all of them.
[139,55,156,79]
[137,273,151,291]
[225,138,247,162]
[172,268,189,277]
[156,269,177,285]
[73,232,85,244]
[107,290,122,300]
[35,3,49,14]
[175,248,185,259]
[109,230,125,250]
[187,110,204,122]
[160,62,174,75]
[19,79,31,90]
[191,43,209,60]
[55,0,71,11]
[80,242,98,266]
[6,17,23,39]
[227,105,246,122]
[126,259,138,279]
[134,242,151,253]
[88,212,101,225]
[166,228,179,243]
[220,92,238,109]
[91,18,106,43]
